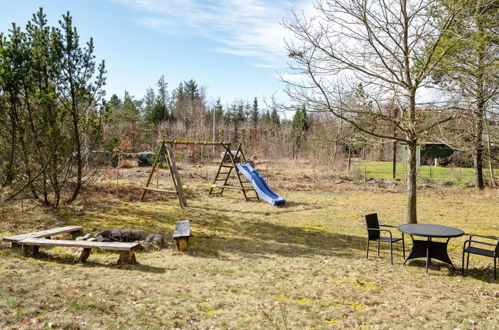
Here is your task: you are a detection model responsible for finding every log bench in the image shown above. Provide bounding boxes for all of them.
[19,238,139,264]
[173,220,191,251]
[3,226,83,247]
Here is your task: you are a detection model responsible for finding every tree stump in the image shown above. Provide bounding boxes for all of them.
[118,250,137,264]
[175,238,189,252]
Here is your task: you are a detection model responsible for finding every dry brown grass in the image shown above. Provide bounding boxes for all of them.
[0,163,498,329]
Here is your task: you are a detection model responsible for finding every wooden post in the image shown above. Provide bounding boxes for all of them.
[118,250,137,264]
[78,248,92,263]
[22,245,33,256]
[176,238,189,252]
[116,167,119,196]
[364,166,367,189]
[213,106,216,156]
[347,147,352,174]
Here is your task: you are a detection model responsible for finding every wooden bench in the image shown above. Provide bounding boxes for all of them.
[173,220,191,251]
[19,238,139,264]
[3,226,83,247]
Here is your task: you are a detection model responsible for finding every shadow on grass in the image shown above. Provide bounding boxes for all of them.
[1,246,166,273]
[402,259,458,275]
[187,218,400,261]
[461,268,498,283]
[188,199,323,216]
[1,198,401,266]
[397,256,498,283]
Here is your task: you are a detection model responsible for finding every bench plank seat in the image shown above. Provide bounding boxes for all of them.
[20,238,138,251]
[173,220,191,238]
[20,238,139,264]
[3,226,83,243]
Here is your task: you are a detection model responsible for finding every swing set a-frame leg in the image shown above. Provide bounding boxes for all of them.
[165,143,187,208]
[141,142,187,208]
[141,142,164,201]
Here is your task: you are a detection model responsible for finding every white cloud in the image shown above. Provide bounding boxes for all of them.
[112,0,313,68]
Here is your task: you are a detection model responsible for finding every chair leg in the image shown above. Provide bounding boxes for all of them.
[390,241,393,265]
[377,242,380,256]
[366,239,370,259]
[466,253,471,271]
[461,251,465,276]
[402,234,406,259]
[494,258,496,280]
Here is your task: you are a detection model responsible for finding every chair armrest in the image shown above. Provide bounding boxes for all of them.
[469,234,498,241]
[466,240,497,247]
[380,224,398,228]
[367,228,393,237]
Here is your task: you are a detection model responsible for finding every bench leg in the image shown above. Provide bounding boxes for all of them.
[175,238,189,251]
[118,250,137,264]
[78,248,92,263]
[12,242,20,248]
[22,245,33,256]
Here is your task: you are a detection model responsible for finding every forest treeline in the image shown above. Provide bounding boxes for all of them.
[104,76,362,164]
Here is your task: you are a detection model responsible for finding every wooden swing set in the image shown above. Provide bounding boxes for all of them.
[141,140,259,208]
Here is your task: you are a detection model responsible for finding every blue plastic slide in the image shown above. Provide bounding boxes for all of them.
[236,163,285,206]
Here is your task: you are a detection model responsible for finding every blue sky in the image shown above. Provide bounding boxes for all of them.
[0,0,311,107]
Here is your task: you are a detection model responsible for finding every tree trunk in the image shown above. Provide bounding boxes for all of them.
[473,99,485,190]
[4,102,18,186]
[68,85,82,204]
[406,141,418,224]
[474,136,484,189]
[392,125,397,179]
[485,120,497,187]
[473,35,485,190]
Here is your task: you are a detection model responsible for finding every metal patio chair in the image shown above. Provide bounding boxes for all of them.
[462,234,499,280]
[365,213,405,265]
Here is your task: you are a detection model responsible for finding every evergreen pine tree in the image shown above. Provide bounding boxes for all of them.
[250,97,260,128]
[270,108,280,126]
[292,106,309,148]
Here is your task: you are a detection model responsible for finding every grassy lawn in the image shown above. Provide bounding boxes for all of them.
[355,161,492,184]
[0,165,498,329]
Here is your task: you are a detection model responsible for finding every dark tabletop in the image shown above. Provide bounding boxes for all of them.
[398,224,464,238]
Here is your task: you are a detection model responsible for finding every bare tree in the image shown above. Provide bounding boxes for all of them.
[283,0,470,223]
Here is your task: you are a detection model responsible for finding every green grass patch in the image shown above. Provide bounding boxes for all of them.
[355,161,487,183]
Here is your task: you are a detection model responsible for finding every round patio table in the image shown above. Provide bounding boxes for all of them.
[398,224,464,273]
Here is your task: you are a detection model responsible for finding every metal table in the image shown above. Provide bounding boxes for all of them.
[398,224,464,273]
